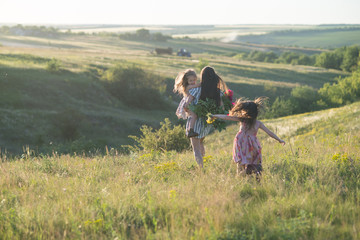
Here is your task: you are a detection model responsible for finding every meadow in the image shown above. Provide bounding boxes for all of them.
[0,31,347,153]
[236,27,360,49]
[0,26,359,239]
[0,101,359,239]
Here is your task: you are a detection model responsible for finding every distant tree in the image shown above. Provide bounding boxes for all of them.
[297,55,315,66]
[152,32,171,42]
[248,51,267,62]
[136,28,150,40]
[278,51,300,64]
[264,52,278,62]
[341,45,360,72]
[315,51,343,70]
[267,96,295,117]
[290,85,319,113]
[318,70,360,106]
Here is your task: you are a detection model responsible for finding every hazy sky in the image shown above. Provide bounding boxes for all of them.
[1,0,360,25]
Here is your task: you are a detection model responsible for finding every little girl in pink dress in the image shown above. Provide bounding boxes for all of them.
[211,97,285,177]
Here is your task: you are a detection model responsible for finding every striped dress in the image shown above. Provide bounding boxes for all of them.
[186,87,214,139]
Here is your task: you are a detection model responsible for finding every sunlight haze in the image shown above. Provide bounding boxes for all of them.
[1,0,360,25]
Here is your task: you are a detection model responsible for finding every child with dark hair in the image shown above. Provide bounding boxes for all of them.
[211,97,285,177]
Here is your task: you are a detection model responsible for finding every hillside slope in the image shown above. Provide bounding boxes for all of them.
[0,34,348,154]
[1,102,359,239]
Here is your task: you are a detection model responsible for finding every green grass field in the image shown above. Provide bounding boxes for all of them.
[0,33,348,153]
[0,27,359,239]
[1,100,359,239]
[236,28,360,49]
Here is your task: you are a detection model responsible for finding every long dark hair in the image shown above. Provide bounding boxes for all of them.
[199,66,228,106]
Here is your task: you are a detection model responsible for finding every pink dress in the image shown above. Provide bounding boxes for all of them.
[233,120,262,165]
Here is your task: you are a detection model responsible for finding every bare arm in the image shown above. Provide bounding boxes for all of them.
[211,114,241,122]
[187,83,201,90]
[184,95,195,112]
[258,121,285,145]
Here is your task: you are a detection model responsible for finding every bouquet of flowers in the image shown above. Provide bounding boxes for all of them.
[190,89,235,132]
[190,98,227,131]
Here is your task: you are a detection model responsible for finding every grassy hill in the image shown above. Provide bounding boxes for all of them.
[0,34,348,153]
[0,101,359,239]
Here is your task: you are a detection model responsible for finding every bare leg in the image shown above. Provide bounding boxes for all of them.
[188,110,198,132]
[237,163,246,176]
[190,137,204,168]
[200,138,205,157]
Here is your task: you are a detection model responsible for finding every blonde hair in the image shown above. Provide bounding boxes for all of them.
[173,69,197,96]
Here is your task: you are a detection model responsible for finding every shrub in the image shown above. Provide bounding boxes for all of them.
[266,96,295,118]
[341,46,360,72]
[290,85,319,113]
[46,58,61,73]
[318,70,360,107]
[102,64,169,109]
[197,58,209,71]
[129,118,190,152]
[315,51,343,70]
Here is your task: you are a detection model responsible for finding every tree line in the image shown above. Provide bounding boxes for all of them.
[235,45,360,72]
[0,25,172,42]
[265,69,360,118]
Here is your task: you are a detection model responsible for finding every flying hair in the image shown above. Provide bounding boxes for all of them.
[173,69,197,97]
[229,97,268,130]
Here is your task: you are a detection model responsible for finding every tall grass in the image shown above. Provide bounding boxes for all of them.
[1,102,359,239]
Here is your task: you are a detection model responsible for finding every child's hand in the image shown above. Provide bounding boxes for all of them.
[279,139,285,145]
[206,113,216,124]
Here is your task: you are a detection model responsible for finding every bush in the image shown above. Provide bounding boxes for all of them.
[129,118,190,152]
[318,70,360,106]
[290,85,319,113]
[266,96,295,118]
[315,50,343,70]
[46,58,61,73]
[102,64,169,109]
[341,46,360,72]
[197,58,209,71]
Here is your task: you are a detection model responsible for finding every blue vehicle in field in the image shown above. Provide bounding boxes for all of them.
[177,48,191,57]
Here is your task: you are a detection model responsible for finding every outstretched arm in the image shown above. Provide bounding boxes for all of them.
[258,121,285,145]
[211,114,241,122]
